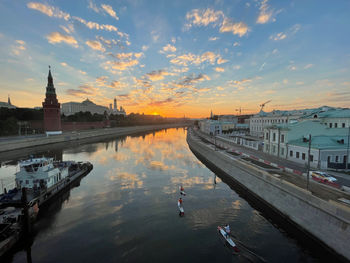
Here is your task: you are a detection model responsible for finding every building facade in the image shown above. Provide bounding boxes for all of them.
[42,67,62,135]
[61,99,109,116]
[61,98,126,116]
[263,120,350,170]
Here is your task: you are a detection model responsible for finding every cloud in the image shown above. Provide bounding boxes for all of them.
[104,59,139,71]
[185,8,224,28]
[270,32,286,41]
[79,70,87,75]
[11,40,26,56]
[108,80,126,90]
[178,73,210,86]
[66,85,99,97]
[146,70,173,81]
[60,62,68,67]
[170,51,223,66]
[217,57,228,64]
[27,2,70,20]
[162,44,177,53]
[215,67,224,72]
[219,18,249,37]
[96,76,108,86]
[256,0,274,24]
[73,16,118,32]
[101,4,119,20]
[209,37,219,41]
[233,42,240,47]
[304,64,313,69]
[85,40,105,52]
[46,32,78,48]
[104,52,143,72]
[148,98,174,107]
[60,24,74,34]
[88,0,99,13]
[142,45,149,51]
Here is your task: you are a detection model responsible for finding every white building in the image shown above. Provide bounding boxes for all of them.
[110,98,126,116]
[198,119,222,135]
[249,106,344,138]
[263,120,350,170]
[249,110,308,138]
[61,98,109,116]
[302,107,350,128]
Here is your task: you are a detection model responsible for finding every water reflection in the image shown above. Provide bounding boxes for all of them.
[0,128,331,262]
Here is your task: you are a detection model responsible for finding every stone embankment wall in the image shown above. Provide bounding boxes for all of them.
[187,129,350,261]
[0,123,188,153]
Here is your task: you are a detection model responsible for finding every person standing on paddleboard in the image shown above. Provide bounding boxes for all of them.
[224,224,231,238]
[178,197,183,205]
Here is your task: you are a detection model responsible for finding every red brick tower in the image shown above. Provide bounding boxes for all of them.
[43,66,62,135]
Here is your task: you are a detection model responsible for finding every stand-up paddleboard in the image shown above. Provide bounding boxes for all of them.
[178,201,184,216]
[179,186,186,196]
[218,226,239,252]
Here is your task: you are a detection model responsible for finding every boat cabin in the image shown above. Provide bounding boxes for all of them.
[15,157,68,190]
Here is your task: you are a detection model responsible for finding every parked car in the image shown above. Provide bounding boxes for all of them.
[309,171,337,182]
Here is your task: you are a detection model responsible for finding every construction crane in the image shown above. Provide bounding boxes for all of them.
[236,107,242,115]
[259,100,271,112]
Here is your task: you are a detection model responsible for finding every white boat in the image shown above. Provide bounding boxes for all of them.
[15,157,69,190]
[217,226,239,252]
[0,157,93,208]
[178,201,184,216]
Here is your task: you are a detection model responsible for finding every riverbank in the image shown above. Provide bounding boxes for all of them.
[187,128,350,261]
[0,123,189,153]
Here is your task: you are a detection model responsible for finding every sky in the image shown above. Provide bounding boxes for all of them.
[0,0,349,118]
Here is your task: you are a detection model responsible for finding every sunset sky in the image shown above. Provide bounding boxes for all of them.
[0,0,349,117]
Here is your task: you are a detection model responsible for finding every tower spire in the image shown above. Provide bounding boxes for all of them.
[8,94,11,105]
[46,65,56,95]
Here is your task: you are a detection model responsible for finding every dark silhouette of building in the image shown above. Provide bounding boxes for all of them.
[42,66,62,135]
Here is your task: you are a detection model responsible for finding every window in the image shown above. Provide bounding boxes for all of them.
[302,153,306,160]
[336,156,339,162]
[281,148,284,155]
[327,156,330,163]
[273,133,276,141]
[310,155,314,162]
[290,150,293,157]
[296,152,300,158]
[281,134,285,143]
[329,123,332,128]
[335,123,338,128]
[342,123,345,128]
[266,133,269,140]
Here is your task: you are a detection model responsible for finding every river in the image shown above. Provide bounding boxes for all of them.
[0,128,331,262]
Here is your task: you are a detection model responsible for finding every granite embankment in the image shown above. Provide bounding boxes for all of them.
[0,123,189,153]
[187,128,350,261]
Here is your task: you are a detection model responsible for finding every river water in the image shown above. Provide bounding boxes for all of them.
[0,128,332,262]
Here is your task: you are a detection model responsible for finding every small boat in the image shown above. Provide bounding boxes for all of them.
[217,226,239,252]
[178,201,184,216]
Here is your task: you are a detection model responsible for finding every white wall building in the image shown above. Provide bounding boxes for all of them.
[61,98,109,116]
[61,98,126,116]
[263,120,350,170]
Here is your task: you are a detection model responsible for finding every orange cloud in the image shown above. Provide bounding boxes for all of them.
[27,2,70,20]
[85,40,105,52]
[220,18,249,37]
[46,32,78,48]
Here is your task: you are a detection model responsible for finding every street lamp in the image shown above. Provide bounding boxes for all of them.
[306,134,312,190]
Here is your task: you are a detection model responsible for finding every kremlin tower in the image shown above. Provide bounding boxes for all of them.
[42,66,62,135]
